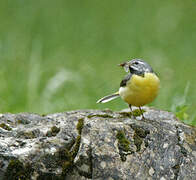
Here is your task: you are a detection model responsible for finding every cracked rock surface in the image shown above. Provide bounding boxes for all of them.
[0,108,195,180]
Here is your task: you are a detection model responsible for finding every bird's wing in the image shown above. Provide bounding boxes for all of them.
[120,73,132,87]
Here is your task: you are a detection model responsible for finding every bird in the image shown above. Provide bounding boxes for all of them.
[96,59,160,118]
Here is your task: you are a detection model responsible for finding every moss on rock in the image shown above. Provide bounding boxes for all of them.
[46,126,60,137]
[116,130,130,152]
[132,109,146,117]
[4,159,33,180]
[87,114,113,118]
[56,148,74,178]
[133,133,143,152]
[17,131,36,139]
[131,126,149,152]
[60,118,84,177]
[76,118,84,135]
[0,123,12,131]
[116,130,132,161]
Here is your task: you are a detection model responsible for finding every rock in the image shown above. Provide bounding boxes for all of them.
[0,108,195,180]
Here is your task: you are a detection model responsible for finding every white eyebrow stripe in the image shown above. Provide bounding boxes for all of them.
[137,61,145,65]
[131,66,140,71]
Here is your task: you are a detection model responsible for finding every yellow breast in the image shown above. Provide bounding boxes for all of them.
[119,73,160,107]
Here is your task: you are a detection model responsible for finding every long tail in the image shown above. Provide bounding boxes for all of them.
[96,92,120,103]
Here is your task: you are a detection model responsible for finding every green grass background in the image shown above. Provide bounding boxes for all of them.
[0,0,195,125]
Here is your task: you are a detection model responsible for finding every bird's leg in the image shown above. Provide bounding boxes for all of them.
[139,106,145,119]
[129,104,134,117]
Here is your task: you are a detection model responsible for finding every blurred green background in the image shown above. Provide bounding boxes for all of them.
[0,0,195,125]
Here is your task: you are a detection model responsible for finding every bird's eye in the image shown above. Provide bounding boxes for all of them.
[134,62,139,65]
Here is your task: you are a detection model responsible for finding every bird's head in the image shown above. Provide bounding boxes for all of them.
[119,59,154,76]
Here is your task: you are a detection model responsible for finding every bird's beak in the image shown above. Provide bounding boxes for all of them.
[118,62,130,72]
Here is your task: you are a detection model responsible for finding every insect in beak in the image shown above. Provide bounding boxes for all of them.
[118,62,129,72]
[118,62,126,67]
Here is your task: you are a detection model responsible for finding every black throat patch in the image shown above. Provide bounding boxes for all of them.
[129,67,145,77]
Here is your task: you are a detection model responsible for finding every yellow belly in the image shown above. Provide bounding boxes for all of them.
[119,73,160,107]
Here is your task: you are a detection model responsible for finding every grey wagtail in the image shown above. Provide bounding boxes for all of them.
[97,59,160,118]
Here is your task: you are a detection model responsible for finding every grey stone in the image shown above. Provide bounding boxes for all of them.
[0,108,195,180]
